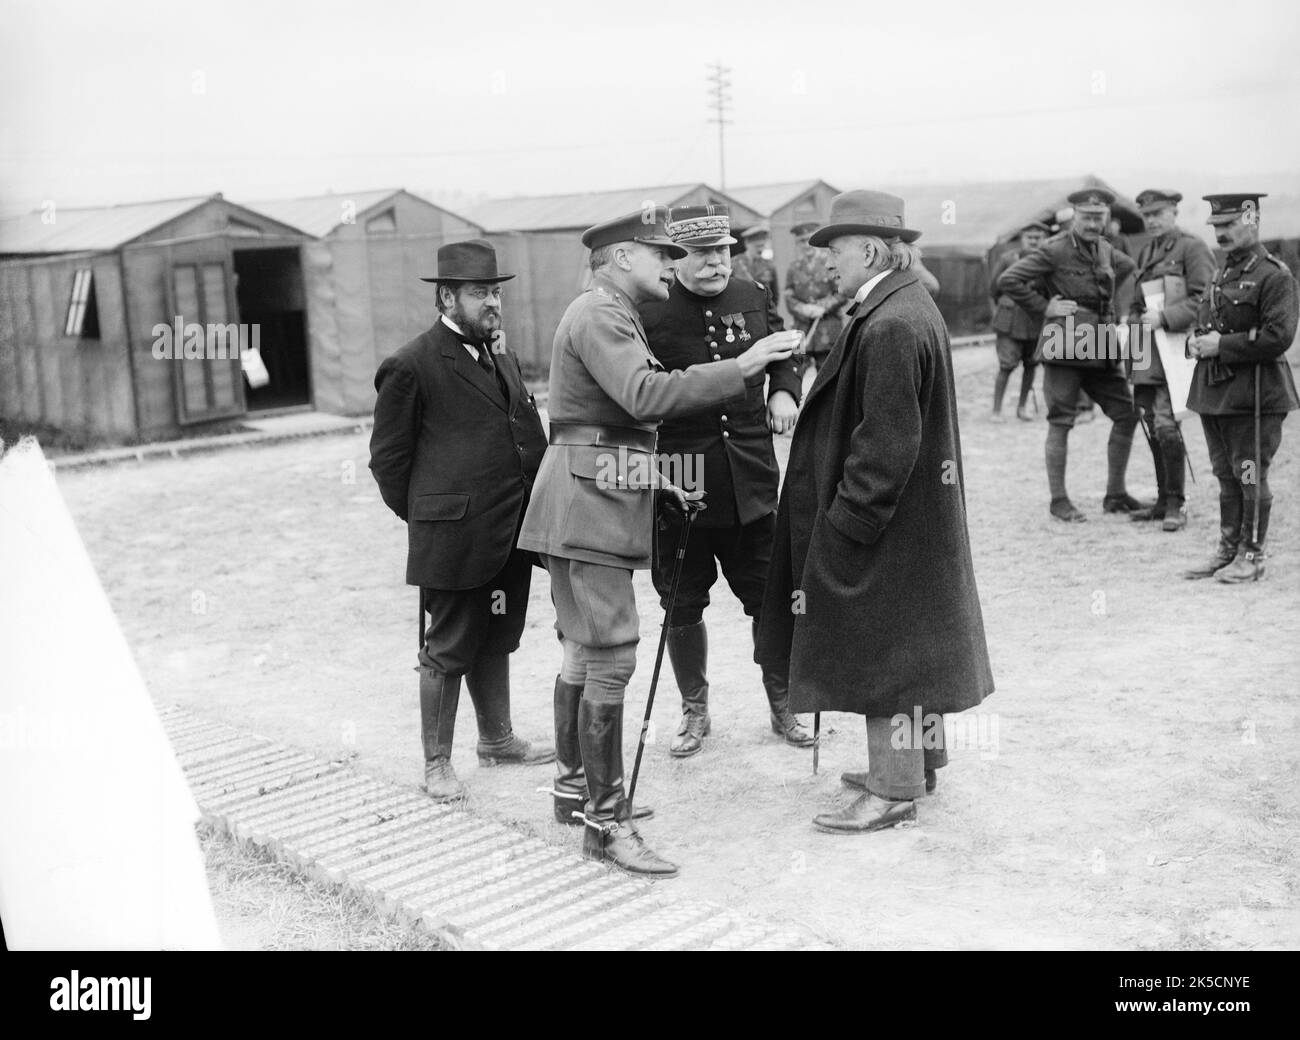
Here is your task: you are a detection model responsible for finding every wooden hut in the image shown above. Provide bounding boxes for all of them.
[0,195,309,440]
[728,179,841,314]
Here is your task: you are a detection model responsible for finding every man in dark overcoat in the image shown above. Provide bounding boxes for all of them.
[755,190,995,834]
[369,240,553,801]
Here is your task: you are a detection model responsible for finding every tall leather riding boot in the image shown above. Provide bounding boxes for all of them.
[992,369,1011,417]
[551,676,586,824]
[1046,425,1083,521]
[753,622,813,747]
[578,699,678,878]
[466,653,555,767]
[1217,498,1271,584]
[1159,432,1187,531]
[419,669,466,801]
[1130,425,1167,522]
[667,621,710,758]
[1183,491,1244,579]
[552,677,653,826]
[1102,420,1147,512]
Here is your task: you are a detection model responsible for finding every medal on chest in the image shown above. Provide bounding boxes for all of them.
[721,313,735,343]
[734,313,750,341]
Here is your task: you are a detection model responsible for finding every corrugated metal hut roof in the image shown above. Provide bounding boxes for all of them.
[0,195,216,255]
[728,180,840,216]
[464,183,760,233]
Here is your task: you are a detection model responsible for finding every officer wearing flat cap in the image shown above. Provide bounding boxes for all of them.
[638,205,812,759]
[988,220,1051,421]
[1126,189,1216,531]
[732,223,780,297]
[785,220,849,390]
[1183,193,1299,583]
[370,239,553,801]
[999,188,1144,521]
[518,207,799,877]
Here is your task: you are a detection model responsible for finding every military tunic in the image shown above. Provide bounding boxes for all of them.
[988,247,1044,371]
[784,246,848,357]
[732,254,780,297]
[999,230,1139,425]
[1128,228,1216,386]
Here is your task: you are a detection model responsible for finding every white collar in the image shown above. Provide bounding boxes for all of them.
[440,314,464,336]
[853,269,891,305]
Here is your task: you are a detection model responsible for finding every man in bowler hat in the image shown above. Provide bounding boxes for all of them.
[370,239,554,801]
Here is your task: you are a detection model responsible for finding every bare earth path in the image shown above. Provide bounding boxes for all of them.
[56,347,1300,950]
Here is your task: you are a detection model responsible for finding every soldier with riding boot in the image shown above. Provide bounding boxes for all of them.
[369,240,554,801]
[1184,193,1299,583]
[638,204,812,758]
[998,188,1145,522]
[518,208,798,877]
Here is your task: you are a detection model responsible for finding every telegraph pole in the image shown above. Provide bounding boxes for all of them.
[705,61,732,188]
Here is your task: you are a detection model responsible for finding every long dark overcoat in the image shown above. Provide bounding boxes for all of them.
[754,269,995,716]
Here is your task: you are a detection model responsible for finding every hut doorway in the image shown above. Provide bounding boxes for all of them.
[233,247,311,412]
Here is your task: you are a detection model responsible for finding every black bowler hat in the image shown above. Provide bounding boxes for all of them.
[1135,189,1182,213]
[1204,192,1267,226]
[419,239,515,283]
[581,206,687,259]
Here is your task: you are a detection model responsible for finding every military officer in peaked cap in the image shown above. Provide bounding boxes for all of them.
[785,220,850,390]
[732,223,780,297]
[518,207,799,877]
[638,205,812,759]
[998,188,1144,521]
[1126,189,1216,531]
[988,220,1051,421]
[370,239,553,802]
[1183,193,1299,583]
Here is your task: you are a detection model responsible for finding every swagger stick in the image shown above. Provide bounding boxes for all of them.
[627,509,697,814]
[813,712,820,775]
[1253,364,1262,546]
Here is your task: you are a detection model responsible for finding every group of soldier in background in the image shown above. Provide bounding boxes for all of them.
[989,187,1298,583]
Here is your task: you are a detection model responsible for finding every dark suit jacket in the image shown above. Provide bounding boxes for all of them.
[639,276,800,527]
[755,270,994,717]
[369,320,547,590]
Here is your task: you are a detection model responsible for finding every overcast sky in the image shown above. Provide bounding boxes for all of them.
[2,0,1299,216]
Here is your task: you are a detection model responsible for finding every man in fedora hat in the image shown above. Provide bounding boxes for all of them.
[1184,193,1299,583]
[999,187,1143,521]
[755,190,994,834]
[638,204,811,759]
[988,220,1051,422]
[519,207,799,877]
[370,239,554,801]
[784,220,849,392]
[1125,189,1216,532]
[732,223,779,297]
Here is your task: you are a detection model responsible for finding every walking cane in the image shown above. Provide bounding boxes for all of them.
[1253,364,1262,546]
[627,508,698,814]
[813,712,820,775]
[417,588,426,650]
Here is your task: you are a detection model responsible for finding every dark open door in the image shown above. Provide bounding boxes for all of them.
[168,252,246,425]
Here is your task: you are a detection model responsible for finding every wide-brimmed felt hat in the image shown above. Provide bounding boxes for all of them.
[582,206,687,259]
[809,190,921,246]
[419,239,515,283]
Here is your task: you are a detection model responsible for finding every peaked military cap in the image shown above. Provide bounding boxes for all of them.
[419,239,515,283]
[1066,188,1116,213]
[582,206,687,258]
[790,220,821,237]
[740,223,772,240]
[1204,193,1267,226]
[666,204,737,247]
[1020,220,1052,234]
[1135,189,1182,212]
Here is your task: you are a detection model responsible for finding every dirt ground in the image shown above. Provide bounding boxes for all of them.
[53,346,1300,950]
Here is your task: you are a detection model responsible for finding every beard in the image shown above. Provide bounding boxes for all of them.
[451,300,500,343]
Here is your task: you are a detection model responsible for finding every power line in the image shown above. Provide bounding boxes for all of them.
[705,61,733,189]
